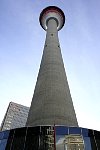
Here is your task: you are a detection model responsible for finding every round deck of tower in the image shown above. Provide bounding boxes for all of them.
[39,6,65,31]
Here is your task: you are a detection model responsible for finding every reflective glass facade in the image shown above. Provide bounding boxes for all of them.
[0,126,100,150]
[1,102,29,131]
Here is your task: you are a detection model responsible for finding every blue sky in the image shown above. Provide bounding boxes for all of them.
[0,0,100,131]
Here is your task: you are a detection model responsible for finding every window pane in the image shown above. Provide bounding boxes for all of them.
[40,126,54,150]
[88,129,93,137]
[0,139,7,150]
[0,132,4,140]
[3,131,10,139]
[11,127,26,150]
[82,128,89,136]
[56,134,85,150]
[55,126,68,135]
[90,137,97,149]
[5,130,14,150]
[96,138,100,149]
[69,127,81,134]
[83,137,94,150]
[56,135,66,150]
[25,127,40,150]
[94,130,100,138]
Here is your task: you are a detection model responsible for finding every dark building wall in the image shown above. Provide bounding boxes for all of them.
[0,126,100,150]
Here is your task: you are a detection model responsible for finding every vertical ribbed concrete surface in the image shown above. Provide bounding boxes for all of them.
[26,18,78,126]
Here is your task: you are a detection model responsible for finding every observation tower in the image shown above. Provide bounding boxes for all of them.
[1,6,100,150]
[26,6,78,126]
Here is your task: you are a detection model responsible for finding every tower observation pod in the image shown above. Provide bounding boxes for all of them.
[26,6,78,126]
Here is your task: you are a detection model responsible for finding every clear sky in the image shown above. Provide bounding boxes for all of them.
[0,0,100,131]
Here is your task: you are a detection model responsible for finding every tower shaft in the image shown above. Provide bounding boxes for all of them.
[26,17,78,126]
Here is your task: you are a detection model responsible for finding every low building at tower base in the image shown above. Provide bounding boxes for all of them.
[0,125,100,149]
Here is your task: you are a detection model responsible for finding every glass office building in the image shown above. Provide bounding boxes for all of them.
[0,126,100,150]
[1,102,29,131]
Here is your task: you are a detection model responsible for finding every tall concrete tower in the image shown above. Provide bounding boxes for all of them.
[26,6,78,127]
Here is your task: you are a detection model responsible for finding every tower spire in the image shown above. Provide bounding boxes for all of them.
[26,6,78,126]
